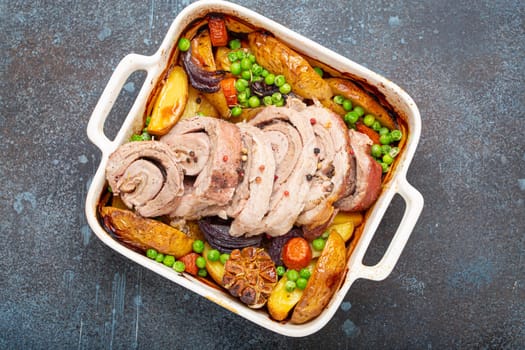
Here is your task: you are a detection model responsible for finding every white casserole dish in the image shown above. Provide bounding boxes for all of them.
[85,0,424,337]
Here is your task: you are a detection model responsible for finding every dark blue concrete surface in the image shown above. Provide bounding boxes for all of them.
[1,0,524,348]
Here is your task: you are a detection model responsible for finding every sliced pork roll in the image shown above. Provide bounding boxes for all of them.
[296,101,356,237]
[248,101,317,236]
[335,129,382,212]
[161,116,242,219]
[106,141,184,217]
[229,123,276,237]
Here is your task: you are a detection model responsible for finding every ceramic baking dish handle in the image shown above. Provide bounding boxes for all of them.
[356,178,424,281]
[87,53,156,153]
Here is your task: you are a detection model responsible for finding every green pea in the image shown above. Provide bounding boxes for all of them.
[389,147,400,158]
[163,255,175,267]
[261,69,269,77]
[286,269,299,282]
[382,154,394,165]
[380,134,392,145]
[381,144,392,155]
[299,268,311,279]
[237,91,248,103]
[333,95,344,105]
[353,106,365,117]
[235,79,249,92]
[271,92,282,103]
[178,38,190,52]
[276,266,286,277]
[130,134,142,142]
[363,114,375,127]
[248,96,260,108]
[275,98,285,107]
[371,144,382,158]
[342,99,353,111]
[312,238,326,251]
[296,277,308,290]
[192,240,204,254]
[240,57,252,71]
[344,111,359,124]
[372,120,382,131]
[313,67,324,77]
[236,50,245,60]
[241,70,252,80]
[198,268,208,277]
[219,253,230,265]
[207,249,220,262]
[229,39,241,50]
[196,256,206,269]
[146,248,158,259]
[231,106,242,117]
[251,64,263,76]
[263,95,273,106]
[274,75,286,87]
[279,83,291,95]
[380,162,389,173]
[228,52,238,62]
[155,253,165,263]
[264,73,275,85]
[173,261,185,273]
[248,53,256,63]
[391,129,403,141]
[285,280,296,292]
[230,61,241,75]
[145,116,151,126]
[321,231,330,239]
[379,127,390,136]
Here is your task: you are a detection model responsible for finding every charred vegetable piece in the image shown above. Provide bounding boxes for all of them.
[100,206,194,258]
[325,78,397,130]
[222,247,277,308]
[197,217,262,253]
[148,66,189,136]
[182,29,225,93]
[267,228,302,266]
[281,237,312,270]
[248,31,332,101]
[291,231,346,324]
[208,15,229,47]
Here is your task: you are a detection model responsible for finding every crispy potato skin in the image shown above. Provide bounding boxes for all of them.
[100,206,194,258]
[291,231,346,324]
[248,32,332,101]
[325,78,396,130]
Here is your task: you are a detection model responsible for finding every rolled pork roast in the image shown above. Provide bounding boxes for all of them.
[105,98,383,238]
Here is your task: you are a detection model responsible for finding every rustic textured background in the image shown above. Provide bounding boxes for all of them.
[1,0,524,348]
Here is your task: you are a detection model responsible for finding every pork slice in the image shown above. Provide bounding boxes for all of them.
[106,141,184,217]
[229,123,276,237]
[161,116,242,218]
[335,129,382,212]
[248,101,317,236]
[296,102,356,237]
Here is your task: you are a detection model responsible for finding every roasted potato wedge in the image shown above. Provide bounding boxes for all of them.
[325,78,396,130]
[203,243,225,285]
[147,66,189,136]
[291,231,346,324]
[328,221,354,243]
[181,86,219,119]
[248,32,332,101]
[100,206,194,258]
[331,211,363,227]
[267,275,304,321]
